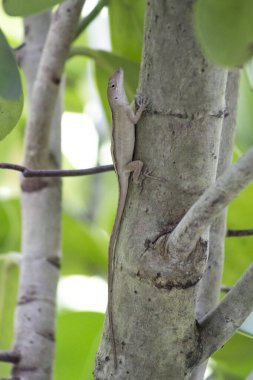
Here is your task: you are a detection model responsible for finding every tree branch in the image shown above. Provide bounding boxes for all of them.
[0,162,113,177]
[167,146,253,258]
[74,0,108,39]
[198,263,253,364]
[227,229,253,237]
[220,285,232,293]
[0,350,20,364]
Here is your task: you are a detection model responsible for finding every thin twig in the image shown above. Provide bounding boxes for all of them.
[0,163,114,177]
[220,285,232,293]
[74,0,108,39]
[227,229,253,237]
[0,350,20,364]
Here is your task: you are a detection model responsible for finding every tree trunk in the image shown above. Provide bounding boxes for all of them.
[12,12,63,380]
[12,1,85,379]
[95,1,228,379]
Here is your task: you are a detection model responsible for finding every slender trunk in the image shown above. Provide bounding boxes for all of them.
[196,69,240,319]
[189,70,240,380]
[12,12,63,380]
[95,1,227,379]
[12,2,84,379]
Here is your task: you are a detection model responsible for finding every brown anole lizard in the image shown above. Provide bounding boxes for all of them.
[107,68,146,369]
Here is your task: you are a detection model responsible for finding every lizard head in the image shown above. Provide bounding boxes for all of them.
[107,68,128,107]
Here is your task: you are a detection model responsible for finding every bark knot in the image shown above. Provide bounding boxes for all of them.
[139,233,207,290]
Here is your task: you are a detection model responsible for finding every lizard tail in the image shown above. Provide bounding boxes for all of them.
[108,174,129,369]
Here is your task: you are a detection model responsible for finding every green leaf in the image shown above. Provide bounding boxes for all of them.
[0,29,23,140]
[70,48,140,99]
[194,0,253,66]
[94,51,140,120]
[108,0,145,62]
[54,311,104,380]
[65,56,86,113]
[62,213,107,276]
[0,199,21,254]
[3,0,66,17]
[213,333,253,378]
[0,260,19,377]
[245,57,253,90]
[69,47,140,120]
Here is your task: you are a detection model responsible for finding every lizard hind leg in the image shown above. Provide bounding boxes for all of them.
[124,160,143,184]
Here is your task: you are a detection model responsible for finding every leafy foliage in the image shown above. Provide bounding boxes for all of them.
[213,334,253,379]
[108,0,145,62]
[3,0,66,17]
[194,0,253,66]
[87,0,146,119]
[54,312,104,380]
[62,213,107,276]
[69,47,140,119]
[93,50,140,119]
[0,29,23,140]
[0,261,19,377]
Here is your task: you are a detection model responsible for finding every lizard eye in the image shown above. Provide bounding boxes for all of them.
[111,84,115,88]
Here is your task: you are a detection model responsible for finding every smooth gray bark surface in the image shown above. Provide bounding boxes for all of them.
[12,12,61,380]
[12,1,85,379]
[190,70,240,380]
[196,70,240,320]
[95,1,227,379]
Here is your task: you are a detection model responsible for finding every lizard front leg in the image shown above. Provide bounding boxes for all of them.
[127,96,148,125]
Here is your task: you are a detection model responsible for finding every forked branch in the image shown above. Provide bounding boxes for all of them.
[167,146,253,257]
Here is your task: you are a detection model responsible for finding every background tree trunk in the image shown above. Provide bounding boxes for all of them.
[12,11,63,380]
[190,70,240,380]
[12,1,85,378]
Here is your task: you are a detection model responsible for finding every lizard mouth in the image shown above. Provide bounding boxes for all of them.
[114,68,124,85]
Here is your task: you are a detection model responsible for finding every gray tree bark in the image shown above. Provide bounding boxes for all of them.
[95,1,227,379]
[13,13,60,380]
[190,70,240,380]
[11,1,85,379]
